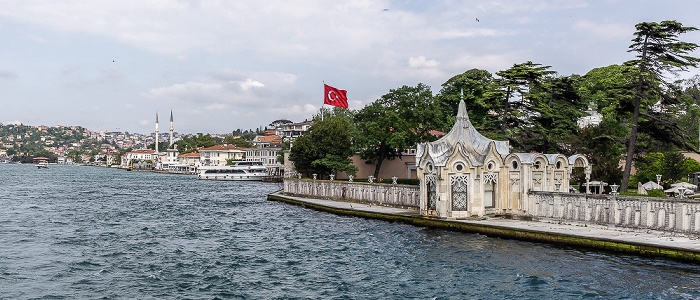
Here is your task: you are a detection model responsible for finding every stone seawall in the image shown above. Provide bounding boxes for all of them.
[531,192,700,236]
[283,179,419,208]
[284,179,700,236]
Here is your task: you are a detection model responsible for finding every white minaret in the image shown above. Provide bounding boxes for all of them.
[169,109,174,148]
[155,111,160,154]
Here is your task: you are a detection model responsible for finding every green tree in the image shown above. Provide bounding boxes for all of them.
[175,133,218,153]
[633,152,700,186]
[520,75,587,153]
[289,116,355,178]
[621,21,700,191]
[354,83,440,178]
[223,136,253,148]
[269,119,293,128]
[435,69,501,137]
[147,141,169,151]
[493,61,555,136]
[569,117,627,186]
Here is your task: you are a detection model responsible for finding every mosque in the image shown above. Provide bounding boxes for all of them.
[415,99,591,218]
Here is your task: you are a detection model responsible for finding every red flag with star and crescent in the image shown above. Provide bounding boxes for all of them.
[324,84,348,108]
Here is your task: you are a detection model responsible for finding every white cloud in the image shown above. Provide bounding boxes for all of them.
[138,120,149,126]
[408,56,439,68]
[239,78,265,91]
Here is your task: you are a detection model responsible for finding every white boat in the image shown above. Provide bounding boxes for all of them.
[37,162,49,169]
[197,161,268,181]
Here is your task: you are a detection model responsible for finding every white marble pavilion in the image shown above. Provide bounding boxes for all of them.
[416,99,591,219]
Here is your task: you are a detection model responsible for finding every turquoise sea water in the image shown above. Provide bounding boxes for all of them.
[1,163,700,299]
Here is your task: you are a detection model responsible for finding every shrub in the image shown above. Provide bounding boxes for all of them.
[646,189,666,198]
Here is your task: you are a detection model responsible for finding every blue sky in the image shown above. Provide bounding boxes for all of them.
[1,0,699,134]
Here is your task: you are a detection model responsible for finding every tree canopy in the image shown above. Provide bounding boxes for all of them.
[289,116,356,178]
[621,20,699,191]
[353,83,440,178]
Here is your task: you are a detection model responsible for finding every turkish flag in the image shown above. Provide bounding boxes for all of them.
[324,84,348,108]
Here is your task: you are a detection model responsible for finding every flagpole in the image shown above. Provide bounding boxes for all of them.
[321,81,325,121]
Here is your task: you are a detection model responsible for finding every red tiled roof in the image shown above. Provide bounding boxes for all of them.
[129,149,156,154]
[178,152,201,157]
[256,135,282,142]
[429,130,446,137]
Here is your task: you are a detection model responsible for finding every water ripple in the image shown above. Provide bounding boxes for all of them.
[1,164,700,299]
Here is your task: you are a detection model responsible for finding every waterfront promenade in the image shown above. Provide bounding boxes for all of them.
[268,191,700,263]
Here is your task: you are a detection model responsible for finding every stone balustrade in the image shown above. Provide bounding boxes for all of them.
[283,178,419,208]
[531,191,700,235]
[283,179,700,235]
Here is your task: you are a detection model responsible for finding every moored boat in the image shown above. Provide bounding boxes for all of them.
[197,161,268,181]
[37,162,49,169]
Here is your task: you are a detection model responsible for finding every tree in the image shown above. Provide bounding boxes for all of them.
[269,119,293,128]
[520,75,587,153]
[147,141,169,151]
[569,117,627,186]
[493,61,555,136]
[621,21,700,191]
[175,133,218,153]
[289,116,355,178]
[435,69,501,136]
[223,136,253,148]
[633,152,700,187]
[354,83,440,178]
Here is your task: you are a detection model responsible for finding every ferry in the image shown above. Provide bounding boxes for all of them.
[37,162,49,169]
[197,161,268,181]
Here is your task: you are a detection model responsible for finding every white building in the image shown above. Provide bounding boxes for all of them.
[577,108,603,129]
[199,145,246,166]
[178,152,201,168]
[282,121,313,142]
[121,149,157,168]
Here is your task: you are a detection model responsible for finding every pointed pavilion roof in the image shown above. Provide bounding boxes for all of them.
[416,100,509,167]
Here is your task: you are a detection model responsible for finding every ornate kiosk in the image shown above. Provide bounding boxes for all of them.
[416,99,590,219]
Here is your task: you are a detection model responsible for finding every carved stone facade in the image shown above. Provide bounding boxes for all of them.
[415,99,590,218]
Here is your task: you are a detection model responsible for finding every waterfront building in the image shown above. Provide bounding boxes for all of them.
[415,99,591,218]
[121,149,157,169]
[178,152,201,169]
[251,134,283,148]
[93,151,118,166]
[246,147,283,175]
[282,120,313,143]
[198,144,246,166]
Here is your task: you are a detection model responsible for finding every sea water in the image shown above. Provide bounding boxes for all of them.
[1,164,699,299]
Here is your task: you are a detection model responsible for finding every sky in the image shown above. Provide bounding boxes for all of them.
[1,0,700,135]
